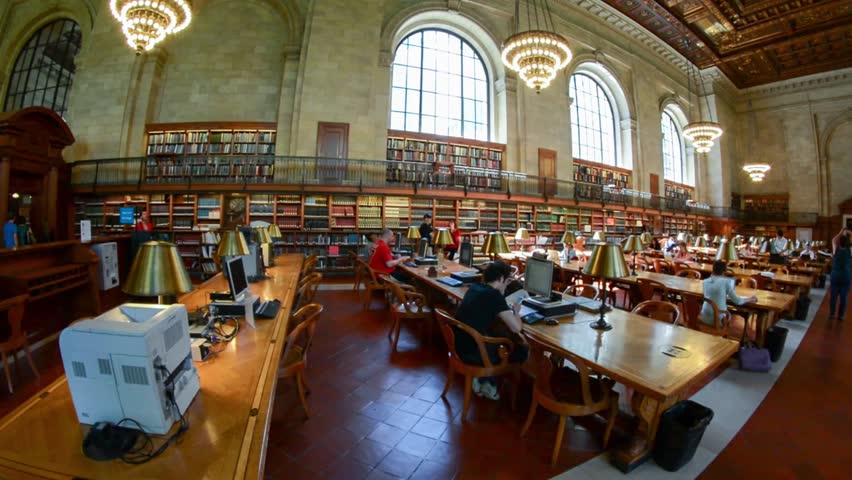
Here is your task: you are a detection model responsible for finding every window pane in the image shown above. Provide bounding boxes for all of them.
[388,28,490,140]
[391,112,405,130]
[569,72,618,167]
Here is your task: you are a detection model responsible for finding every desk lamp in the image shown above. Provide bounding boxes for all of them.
[561,232,576,260]
[592,231,605,243]
[712,235,721,246]
[216,230,250,279]
[623,235,645,276]
[123,241,193,304]
[582,243,629,331]
[254,226,273,271]
[483,231,510,260]
[434,228,454,260]
[694,236,707,248]
[640,232,653,247]
[267,223,283,262]
[715,241,739,262]
[515,226,530,247]
[406,226,420,251]
[676,232,686,243]
[703,233,711,242]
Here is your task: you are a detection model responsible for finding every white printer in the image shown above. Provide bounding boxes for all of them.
[59,303,200,435]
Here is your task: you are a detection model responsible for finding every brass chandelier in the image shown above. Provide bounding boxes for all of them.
[682,41,723,153]
[110,0,192,54]
[501,0,572,93]
[742,100,771,182]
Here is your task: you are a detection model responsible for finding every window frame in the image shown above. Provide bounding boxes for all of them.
[661,110,686,184]
[569,72,619,167]
[389,28,491,142]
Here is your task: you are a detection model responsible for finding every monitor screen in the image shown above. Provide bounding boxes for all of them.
[459,242,473,267]
[524,257,554,298]
[119,207,135,225]
[225,256,249,299]
[416,238,429,257]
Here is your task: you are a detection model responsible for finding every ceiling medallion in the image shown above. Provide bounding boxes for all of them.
[743,163,771,182]
[501,0,572,93]
[110,0,192,54]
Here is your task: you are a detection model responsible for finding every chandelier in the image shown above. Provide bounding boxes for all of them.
[743,163,771,182]
[682,41,723,152]
[110,0,192,54]
[501,0,572,93]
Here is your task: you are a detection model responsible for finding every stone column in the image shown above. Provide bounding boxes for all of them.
[501,76,520,172]
[120,49,169,159]
[275,45,302,157]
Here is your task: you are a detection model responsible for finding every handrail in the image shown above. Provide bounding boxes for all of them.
[67,156,812,221]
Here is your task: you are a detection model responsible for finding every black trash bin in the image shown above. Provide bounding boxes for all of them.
[653,400,714,472]
[817,274,826,289]
[794,295,811,320]
[765,326,788,362]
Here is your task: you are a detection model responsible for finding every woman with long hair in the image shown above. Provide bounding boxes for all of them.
[444,219,462,260]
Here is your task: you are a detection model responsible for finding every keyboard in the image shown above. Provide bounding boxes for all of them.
[254,299,282,319]
[436,277,463,287]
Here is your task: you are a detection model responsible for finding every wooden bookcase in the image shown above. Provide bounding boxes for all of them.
[572,159,632,200]
[743,194,789,222]
[145,122,276,184]
[664,181,694,201]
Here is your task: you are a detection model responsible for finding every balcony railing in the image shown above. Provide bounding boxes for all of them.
[67,155,754,219]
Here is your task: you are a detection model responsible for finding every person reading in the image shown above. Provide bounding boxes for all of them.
[369,228,410,283]
[135,209,153,231]
[701,260,757,327]
[454,261,529,400]
[444,220,462,260]
[672,241,693,264]
[419,213,433,242]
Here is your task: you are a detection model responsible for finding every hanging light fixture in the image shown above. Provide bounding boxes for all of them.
[501,0,572,93]
[110,0,192,54]
[682,41,723,153]
[742,100,771,182]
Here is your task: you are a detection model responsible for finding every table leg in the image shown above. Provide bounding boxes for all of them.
[611,393,676,472]
[755,311,774,347]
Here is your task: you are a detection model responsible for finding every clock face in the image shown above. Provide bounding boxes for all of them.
[224,195,247,228]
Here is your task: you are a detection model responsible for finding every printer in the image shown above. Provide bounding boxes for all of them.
[59,304,200,435]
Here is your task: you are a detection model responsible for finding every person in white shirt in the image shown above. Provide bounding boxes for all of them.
[560,242,577,263]
[700,260,757,326]
[769,229,789,265]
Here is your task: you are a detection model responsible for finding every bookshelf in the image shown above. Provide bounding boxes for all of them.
[572,159,632,201]
[743,194,789,222]
[664,181,694,210]
[145,123,276,184]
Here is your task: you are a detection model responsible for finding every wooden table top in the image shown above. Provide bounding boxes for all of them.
[400,261,739,400]
[685,263,813,288]
[0,255,303,480]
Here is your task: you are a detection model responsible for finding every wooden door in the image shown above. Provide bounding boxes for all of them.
[538,148,557,196]
[650,173,660,209]
[316,122,349,183]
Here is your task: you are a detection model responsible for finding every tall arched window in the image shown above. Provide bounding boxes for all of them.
[4,19,82,117]
[661,111,686,184]
[390,29,489,141]
[569,73,617,166]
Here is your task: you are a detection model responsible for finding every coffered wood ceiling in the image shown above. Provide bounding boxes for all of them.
[600,0,852,87]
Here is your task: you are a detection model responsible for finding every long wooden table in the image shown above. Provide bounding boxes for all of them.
[682,262,814,295]
[0,255,303,480]
[399,261,739,472]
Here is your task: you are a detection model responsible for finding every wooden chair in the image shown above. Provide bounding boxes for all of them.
[681,293,731,336]
[735,276,758,289]
[277,303,322,417]
[348,251,366,292]
[752,274,778,292]
[768,266,790,276]
[520,333,618,467]
[653,258,674,274]
[301,254,318,277]
[0,295,38,393]
[382,276,433,353]
[294,272,322,311]
[676,269,702,280]
[563,284,600,300]
[636,278,669,302]
[435,308,521,421]
[632,300,681,325]
[359,259,391,310]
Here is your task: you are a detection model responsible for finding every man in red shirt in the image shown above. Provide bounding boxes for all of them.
[370,228,410,282]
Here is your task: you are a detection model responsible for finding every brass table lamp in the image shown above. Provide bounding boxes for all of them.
[592,231,605,243]
[254,226,272,245]
[406,225,420,251]
[712,235,721,245]
[640,232,653,246]
[267,224,282,239]
[123,241,193,304]
[582,243,629,331]
[515,227,530,248]
[676,232,686,242]
[623,235,645,276]
[715,241,739,262]
[694,236,707,248]
[560,232,576,246]
[483,231,510,260]
[216,230,250,278]
[434,228,454,260]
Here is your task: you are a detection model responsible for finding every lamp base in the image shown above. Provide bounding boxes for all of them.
[590,319,613,331]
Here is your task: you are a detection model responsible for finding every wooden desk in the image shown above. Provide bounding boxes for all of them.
[686,263,813,296]
[0,254,303,480]
[400,260,738,472]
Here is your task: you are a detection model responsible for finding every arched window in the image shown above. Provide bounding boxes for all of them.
[390,29,489,141]
[569,73,617,166]
[4,19,82,117]
[661,111,686,184]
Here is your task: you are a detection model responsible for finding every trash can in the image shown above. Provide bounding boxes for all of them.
[794,295,811,320]
[765,326,788,362]
[653,400,714,472]
[817,274,826,289]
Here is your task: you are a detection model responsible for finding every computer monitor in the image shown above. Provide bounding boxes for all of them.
[459,241,473,267]
[416,238,429,258]
[524,257,554,299]
[224,256,249,300]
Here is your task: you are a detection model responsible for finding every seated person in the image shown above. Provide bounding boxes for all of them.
[701,260,757,327]
[455,261,529,400]
[799,243,816,260]
[559,242,577,263]
[663,236,677,254]
[369,228,410,283]
[672,241,693,264]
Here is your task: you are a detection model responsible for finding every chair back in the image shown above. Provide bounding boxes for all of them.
[676,269,702,280]
[637,278,669,302]
[358,258,381,284]
[768,266,789,276]
[523,332,599,406]
[294,274,321,310]
[0,295,28,350]
[735,276,758,289]
[434,308,511,369]
[753,274,777,291]
[280,303,323,374]
[381,275,427,314]
[685,296,729,336]
[632,300,681,325]
[653,258,673,274]
[680,292,703,328]
[563,284,600,300]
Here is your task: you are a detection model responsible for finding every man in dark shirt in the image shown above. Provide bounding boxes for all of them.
[419,214,433,243]
[454,261,528,400]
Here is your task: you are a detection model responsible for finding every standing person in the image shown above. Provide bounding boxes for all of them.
[701,260,757,327]
[419,213,433,242]
[769,229,789,265]
[444,219,462,260]
[829,229,852,321]
[135,209,153,231]
[3,214,17,249]
[454,261,529,400]
[369,228,410,283]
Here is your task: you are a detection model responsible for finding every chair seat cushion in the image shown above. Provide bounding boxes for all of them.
[550,367,609,404]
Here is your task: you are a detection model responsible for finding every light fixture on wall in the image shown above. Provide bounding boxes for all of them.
[110,0,193,54]
[742,100,771,182]
[501,0,572,93]
[682,41,723,153]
